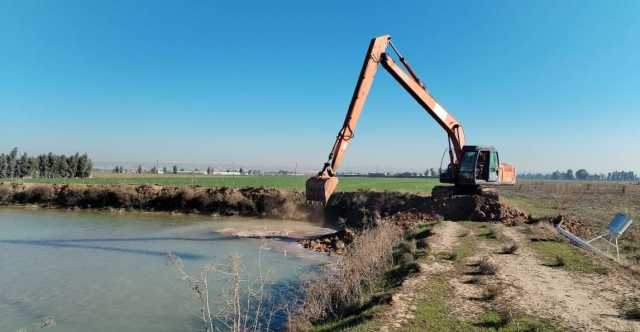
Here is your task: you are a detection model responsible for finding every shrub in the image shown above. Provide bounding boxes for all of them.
[413,227,433,240]
[542,254,565,268]
[0,185,13,203]
[436,250,457,261]
[618,296,640,320]
[398,252,415,266]
[469,257,498,275]
[396,239,416,255]
[462,276,482,284]
[15,185,55,204]
[497,242,519,255]
[56,185,83,207]
[416,238,429,250]
[479,228,497,239]
[479,285,500,301]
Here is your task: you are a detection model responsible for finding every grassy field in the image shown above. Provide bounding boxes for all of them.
[16,175,441,193]
[498,181,640,264]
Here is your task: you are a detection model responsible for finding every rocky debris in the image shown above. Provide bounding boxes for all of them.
[298,229,355,255]
[498,203,530,226]
[383,211,444,227]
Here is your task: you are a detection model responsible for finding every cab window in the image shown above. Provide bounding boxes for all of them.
[460,151,477,172]
[490,151,499,171]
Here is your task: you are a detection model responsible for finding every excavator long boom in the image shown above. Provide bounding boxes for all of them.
[306,35,466,203]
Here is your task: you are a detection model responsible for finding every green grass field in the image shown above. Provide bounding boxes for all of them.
[16,175,440,193]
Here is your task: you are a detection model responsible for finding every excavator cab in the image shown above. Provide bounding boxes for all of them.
[434,145,507,198]
[457,145,500,185]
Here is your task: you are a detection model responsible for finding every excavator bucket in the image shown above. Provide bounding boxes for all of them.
[305,176,339,204]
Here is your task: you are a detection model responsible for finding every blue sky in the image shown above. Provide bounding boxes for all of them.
[1,0,638,173]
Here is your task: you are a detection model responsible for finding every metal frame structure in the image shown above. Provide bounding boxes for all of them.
[557,213,634,262]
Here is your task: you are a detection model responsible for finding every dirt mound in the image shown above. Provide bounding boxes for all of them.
[324,191,529,229]
[535,214,593,238]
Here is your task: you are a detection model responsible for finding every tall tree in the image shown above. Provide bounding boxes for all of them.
[575,169,589,180]
[0,148,88,178]
[17,153,29,178]
[0,154,7,178]
[565,169,575,180]
[8,147,18,178]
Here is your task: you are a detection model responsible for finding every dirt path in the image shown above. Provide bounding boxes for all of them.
[379,221,463,331]
[494,226,640,332]
[379,221,639,332]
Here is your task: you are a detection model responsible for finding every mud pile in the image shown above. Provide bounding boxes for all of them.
[299,229,355,255]
[324,190,529,229]
[536,215,593,239]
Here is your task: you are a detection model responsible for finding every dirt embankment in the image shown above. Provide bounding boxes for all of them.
[1,183,590,253]
[0,182,311,219]
[0,183,528,225]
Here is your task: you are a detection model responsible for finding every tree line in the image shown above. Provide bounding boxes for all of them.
[113,165,263,175]
[0,148,92,179]
[519,169,638,182]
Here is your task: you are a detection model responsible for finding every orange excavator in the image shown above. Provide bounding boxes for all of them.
[306,35,516,203]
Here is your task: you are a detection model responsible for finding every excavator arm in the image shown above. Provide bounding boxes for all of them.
[306,35,467,203]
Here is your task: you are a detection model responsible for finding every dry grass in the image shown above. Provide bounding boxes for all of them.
[292,223,403,329]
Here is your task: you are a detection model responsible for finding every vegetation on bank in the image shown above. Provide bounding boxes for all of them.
[408,273,559,332]
[0,148,92,179]
[532,241,608,274]
[296,223,426,331]
[0,183,307,219]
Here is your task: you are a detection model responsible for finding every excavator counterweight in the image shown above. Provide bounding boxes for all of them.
[306,35,515,203]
